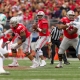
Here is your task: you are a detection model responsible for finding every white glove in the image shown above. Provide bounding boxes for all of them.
[10,43,18,49]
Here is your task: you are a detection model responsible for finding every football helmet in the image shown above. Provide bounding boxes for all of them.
[0,14,7,25]
[10,17,19,27]
[37,11,45,20]
[67,10,75,20]
[37,11,45,16]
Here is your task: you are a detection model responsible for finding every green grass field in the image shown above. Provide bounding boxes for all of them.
[0,58,80,80]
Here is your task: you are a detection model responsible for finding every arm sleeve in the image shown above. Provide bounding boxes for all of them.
[4,29,12,35]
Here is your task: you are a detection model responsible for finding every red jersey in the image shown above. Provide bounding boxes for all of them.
[11,23,31,38]
[1,34,11,42]
[38,18,49,36]
[61,17,77,39]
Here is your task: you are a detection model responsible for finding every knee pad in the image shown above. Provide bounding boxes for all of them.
[58,48,65,54]
[36,48,43,56]
[11,49,17,53]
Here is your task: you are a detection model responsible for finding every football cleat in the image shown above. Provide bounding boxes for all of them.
[55,64,63,68]
[40,60,46,67]
[0,69,10,75]
[30,61,39,68]
[0,71,10,75]
[8,62,19,67]
[64,61,70,65]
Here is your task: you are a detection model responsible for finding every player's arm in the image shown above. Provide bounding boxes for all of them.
[0,29,12,38]
[67,27,78,35]
[67,22,78,34]
[8,32,15,41]
[4,29,12,35]
[57,21,68,29]
[37,23,48,34]
[10,30,26,49]
[17,31,26,45]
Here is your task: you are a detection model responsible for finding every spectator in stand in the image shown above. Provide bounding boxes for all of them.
[52,5,62,19]
[68,0,76,11]
[74,5,80,17]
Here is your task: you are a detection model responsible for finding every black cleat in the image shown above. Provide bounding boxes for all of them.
[64,61,70,65]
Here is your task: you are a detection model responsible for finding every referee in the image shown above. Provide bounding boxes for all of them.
[50,23,70,65]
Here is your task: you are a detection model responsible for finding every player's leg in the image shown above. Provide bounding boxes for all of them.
[75,38,80,60]
[8,37,19,67]
[31,41,40,65]
[22,35,39,68]
[55,37,70,68]
[0,48,10,75]
[35,36,49,67]
[50,42,55,64]
[62,53,70,65]
[58,40,70,64]
[56,40,70,65]
[8,49,19,67]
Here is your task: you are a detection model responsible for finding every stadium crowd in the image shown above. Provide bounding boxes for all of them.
[0,0,80,25]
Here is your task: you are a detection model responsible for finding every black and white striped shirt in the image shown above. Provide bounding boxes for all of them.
[51,27,62,40]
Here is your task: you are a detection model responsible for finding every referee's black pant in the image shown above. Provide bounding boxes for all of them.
[51,39,68,64]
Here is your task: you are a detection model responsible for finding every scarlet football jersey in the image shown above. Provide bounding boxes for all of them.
[38,18,49,36]
[11,23,31,38]
[61,17,77,39]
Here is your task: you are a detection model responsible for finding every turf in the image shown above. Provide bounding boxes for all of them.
[0,58,80,80]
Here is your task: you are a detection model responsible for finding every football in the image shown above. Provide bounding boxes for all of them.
[32,23,38,29]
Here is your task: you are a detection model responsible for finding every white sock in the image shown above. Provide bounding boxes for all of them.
[13,57,17,63]
[59,61,62,65]
[32,58,36,63]
[36,53,40,63]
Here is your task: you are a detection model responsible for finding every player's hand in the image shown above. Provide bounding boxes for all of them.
[11,43,18,49]
[32,23,37,29]
[5,41,10,44]
[67,29,72,34]
[66,23,70,26]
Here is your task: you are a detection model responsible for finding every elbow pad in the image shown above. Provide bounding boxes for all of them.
[12,33,15,37]
[21,35,26,42]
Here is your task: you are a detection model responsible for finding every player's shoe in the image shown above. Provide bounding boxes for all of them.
[0,69,10,75]
[40,60,46,67]
[55,63,63,68]
[8,62,19,67]
[30,61,39,68]
[64,61,70,65]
